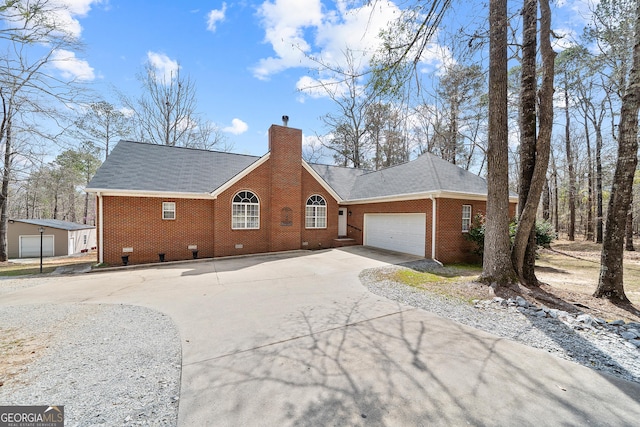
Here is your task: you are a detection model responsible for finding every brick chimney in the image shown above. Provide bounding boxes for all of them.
[268,124,302,251]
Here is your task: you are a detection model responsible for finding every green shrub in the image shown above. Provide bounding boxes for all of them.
[465,213,555,256]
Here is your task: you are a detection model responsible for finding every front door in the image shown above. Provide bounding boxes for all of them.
[338,208,347,237]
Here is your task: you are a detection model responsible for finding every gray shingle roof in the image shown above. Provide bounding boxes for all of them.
[88,140,497,200]
[87,140,261,194]
[347,153,491,200]
[11,219,95,230]
[308,163,368,199]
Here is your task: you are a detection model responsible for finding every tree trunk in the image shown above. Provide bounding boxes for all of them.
[551,151,560,234]
[481,0,517,287]
[564,80,576,241]
[0,117,11,262]
[511,0,555,286]
[83,192,89,224]
[595,124,604,243]
[542,179,550,221]
[626,198,635,251]
[513,0,539,286]
[584,115,594,241]
[594,1,640,301]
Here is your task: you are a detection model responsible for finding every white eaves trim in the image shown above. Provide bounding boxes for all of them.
[85,188,216,199]
[210,153,270,199]
[342,190,518,205]
[302,161,343,203]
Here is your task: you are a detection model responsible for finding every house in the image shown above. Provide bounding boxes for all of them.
[86,123,517,266]
[8,219,97,258]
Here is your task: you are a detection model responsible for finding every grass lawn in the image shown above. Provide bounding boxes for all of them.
[0,253,95,277]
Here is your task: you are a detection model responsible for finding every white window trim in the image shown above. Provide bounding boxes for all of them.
[232,191,260,230]
[163,202,176,220]
[462,204,472,232]
[305,195,327,229]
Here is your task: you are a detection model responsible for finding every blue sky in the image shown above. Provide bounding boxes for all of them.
[38,0,593,157]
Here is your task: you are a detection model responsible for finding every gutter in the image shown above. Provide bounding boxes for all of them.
[97,192,104,264]
[429,195,440,264]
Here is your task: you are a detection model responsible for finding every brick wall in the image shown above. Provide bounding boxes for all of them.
[435,199,485,264]
[269,125,302,251]
[301,168,339,250]
[213,161,272,256]
[102,196,214,265]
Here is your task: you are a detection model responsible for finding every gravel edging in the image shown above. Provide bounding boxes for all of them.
[361,263,640,384]
[0,303,181,426]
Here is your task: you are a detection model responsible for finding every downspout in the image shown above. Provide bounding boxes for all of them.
[97,192,104,264]
[430,195,441,265]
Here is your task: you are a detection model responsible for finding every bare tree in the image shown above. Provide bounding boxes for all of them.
[315,51,372,168]
[0,0,81,261]
[125,62,226,149]
[73,101,132,160]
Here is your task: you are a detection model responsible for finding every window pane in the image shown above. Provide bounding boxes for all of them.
[232,191,259,229]
[163,202,176,220]
[462,205,472,231]
[317,206,326,228]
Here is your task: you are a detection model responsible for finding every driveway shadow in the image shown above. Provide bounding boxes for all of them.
[179,299,640,426]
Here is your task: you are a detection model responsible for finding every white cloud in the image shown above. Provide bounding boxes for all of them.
[555,0,598,26]
[296,75,355,103]
[416,41,455,76]
[147,51,180,84]
[207,3,227,32]
[51,0,102,38]
[3,0,101,40]
[253,0,450,86]
[253,0,323,79]
[223,118,249,135]
[51,49,95,81]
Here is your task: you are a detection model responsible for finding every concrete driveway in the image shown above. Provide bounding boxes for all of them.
[1,247,640,426]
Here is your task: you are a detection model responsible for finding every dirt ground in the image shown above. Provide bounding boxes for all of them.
[530,239,640,323]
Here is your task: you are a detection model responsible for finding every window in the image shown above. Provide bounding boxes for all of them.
[306,195,327,229]
[462,205,472,232]
[232,191,260,229]
[163,202,176,220]
[83,234,87,245]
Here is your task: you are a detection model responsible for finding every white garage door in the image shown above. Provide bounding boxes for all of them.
[19,235,54,258]
[364,213,426,257]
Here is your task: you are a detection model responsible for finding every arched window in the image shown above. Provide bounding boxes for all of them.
[232,191,260,229]
[305,195,327,229]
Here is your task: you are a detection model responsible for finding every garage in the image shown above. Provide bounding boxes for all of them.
[19,235,55,258]
[363,213,426,257]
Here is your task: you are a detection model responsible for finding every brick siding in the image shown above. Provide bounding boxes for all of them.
[102,196,214,265]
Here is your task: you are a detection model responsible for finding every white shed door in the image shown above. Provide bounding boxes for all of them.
[364,213,426,257]
[19,235,54,258]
